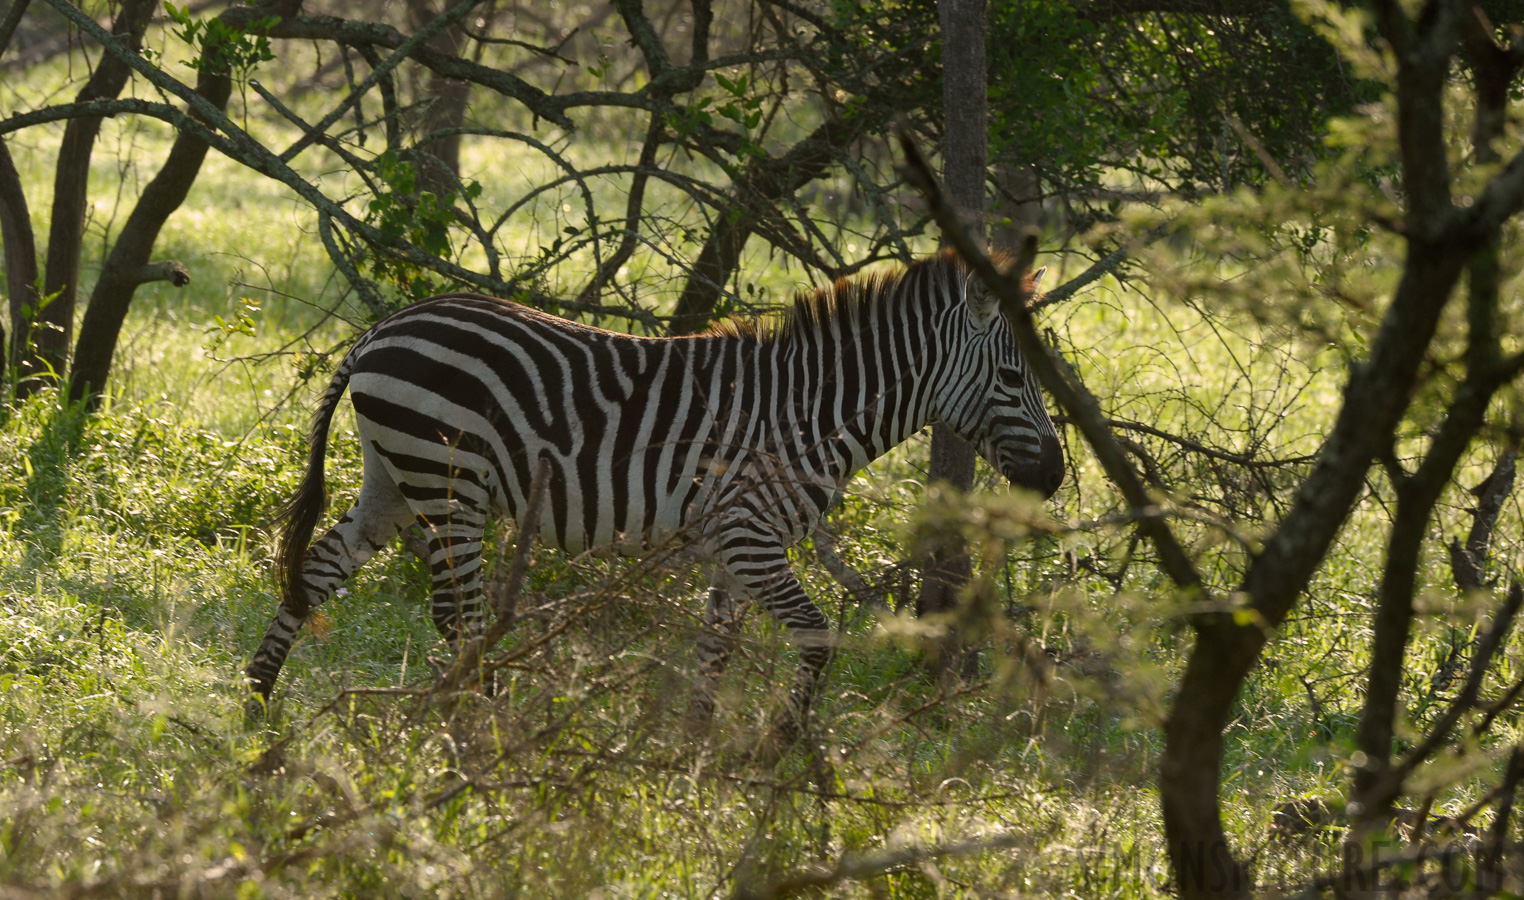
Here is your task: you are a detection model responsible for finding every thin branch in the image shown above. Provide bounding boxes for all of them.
[458,22,577,63]
[278,0,486,163]
[575,112,663,307]
[812,523,889,613]
[245,10,581,127]
[1032,226,1166,309]
[0,97,189,135]
[1392,582,1524,785]
[489,457,551,624]
[123,260,190,287]
[316,212,385,318]
[733,833,1027,900]
[898,127,1205,597]
[437,457,551,691]
[1053,415,1318,469]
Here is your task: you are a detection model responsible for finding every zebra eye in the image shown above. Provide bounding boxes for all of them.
[997,367,1026,390]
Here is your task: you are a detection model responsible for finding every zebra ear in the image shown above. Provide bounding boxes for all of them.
[964,275,1002,329]
[965,265,1047,329]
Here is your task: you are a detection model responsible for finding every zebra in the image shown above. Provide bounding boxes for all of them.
[245,249,1064,745]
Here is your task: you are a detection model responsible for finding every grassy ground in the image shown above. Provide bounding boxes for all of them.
[3,43,1523,900]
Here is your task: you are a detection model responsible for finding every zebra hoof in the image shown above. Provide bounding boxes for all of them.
[681,698,717,740]
[749,713,801,767]
[243,692,270,723]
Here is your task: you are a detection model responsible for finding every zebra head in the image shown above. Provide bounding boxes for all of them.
[935,264,1065,499]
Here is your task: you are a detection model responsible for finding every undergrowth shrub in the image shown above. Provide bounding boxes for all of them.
[0,386,1179,896]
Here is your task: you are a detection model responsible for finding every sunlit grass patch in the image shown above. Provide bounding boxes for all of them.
[5,43,1520,891]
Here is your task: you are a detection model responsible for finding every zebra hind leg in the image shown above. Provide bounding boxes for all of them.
[719,534,834,761]
[416,505,490,661]
[684,586,746,736]
[245,491,412,709]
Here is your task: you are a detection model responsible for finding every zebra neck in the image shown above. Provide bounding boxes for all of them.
[785,297,947,485]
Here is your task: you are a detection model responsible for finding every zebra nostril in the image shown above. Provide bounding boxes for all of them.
[1038,433,1064,498]
[1004,433,1065,499]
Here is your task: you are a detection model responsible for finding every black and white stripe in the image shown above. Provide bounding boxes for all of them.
[246,251,1064,734]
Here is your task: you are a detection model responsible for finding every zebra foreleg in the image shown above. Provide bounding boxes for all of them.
[246,500,411,706]
[684,586,745,734]
[720,536,834,759]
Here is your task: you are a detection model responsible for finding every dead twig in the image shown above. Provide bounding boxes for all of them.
[897,127,1205,599]
[435,456,552,692]
[1450,448,1517,590]
[733,832,1028,900]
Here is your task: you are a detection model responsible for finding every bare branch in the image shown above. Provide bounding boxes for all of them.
[278,0,487,163]
[0,97,192,135]
[489,457,551,625]
[28,1,661,326]
[1391,582,1524,785]
[812,523,889,614]
[734,833,1027,900]
[437,457,552,692]
[575,113,663,307]
[611,0,673,77]
[247,11,579,128]
[899,127,1205,597]
[1030,233,1154,310]
[123,261,190,288]
[0,0,29,62]
[1052,415,1318,469]
[457,22,577,63]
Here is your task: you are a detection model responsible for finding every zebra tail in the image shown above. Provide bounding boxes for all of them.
[273,348,360,615]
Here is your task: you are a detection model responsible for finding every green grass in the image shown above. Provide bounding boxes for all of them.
[0,291,1390,898]
[4,36,1524,900]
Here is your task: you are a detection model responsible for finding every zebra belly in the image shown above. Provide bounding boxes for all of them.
[352,372,724,559]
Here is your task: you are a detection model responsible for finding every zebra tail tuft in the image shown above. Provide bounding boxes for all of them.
[273,349,359,615]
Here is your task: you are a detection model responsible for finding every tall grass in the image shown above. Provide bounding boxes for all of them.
[0,272,1411,897]
[2,40,1520,900]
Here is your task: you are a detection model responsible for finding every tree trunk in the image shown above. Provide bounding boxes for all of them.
[1159,11,1480,893]
[668,210,755,335]
[405,0,471,198]
[919,0,986,636]
[68,72,232,406]
[0,0,34,388]
[990,163,1044,248]
[1160,241,1468,898]
[67,19,252,405]
[19,0,156,399]
[0,136,33,383]
[0,0,31,61]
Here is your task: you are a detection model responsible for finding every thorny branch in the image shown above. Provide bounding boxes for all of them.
[1053,414,1319,470]
[1451,448,1518,590]
[436,456,552,692]
[733,833,1028,900]
[898,127,1205,598]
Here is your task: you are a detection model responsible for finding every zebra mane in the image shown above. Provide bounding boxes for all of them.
[705,250,967,344]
